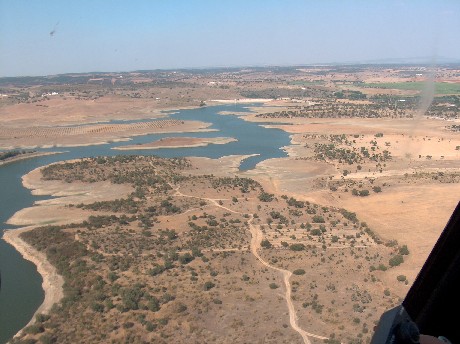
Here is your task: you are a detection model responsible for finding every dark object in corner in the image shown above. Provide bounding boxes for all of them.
[371,201,460,344]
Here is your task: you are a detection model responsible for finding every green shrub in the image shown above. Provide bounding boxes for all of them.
[24,324,45,334]
[145,321,156,332]
[258,192,274,202]
[397,275,407,282]
[39,334,55,344]
[260,239,272,249]
[372,186,382,193]
[293,269,306,275]
[289,243,306,251]
[311,228,322,236]
[91,302,104,313]
[123,322,134,329]
[358,189,369,197]
[203,281,215,291]
[35,313,51,323]
[399,245,410,255]
[312,215,325,223]
[389,255,404,267]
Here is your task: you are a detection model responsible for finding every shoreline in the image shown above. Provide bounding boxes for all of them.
[209,98,273,104]
[112,136,237,150]
[0,151,64,167]
[2,227,64,340]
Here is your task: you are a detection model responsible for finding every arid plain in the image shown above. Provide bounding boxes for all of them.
[1,65,459,343]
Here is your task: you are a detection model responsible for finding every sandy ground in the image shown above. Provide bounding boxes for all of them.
[8,165,133,226]
[237,109,460,294]
[242,157,335,195]
[112,136,236,150]
[334,184,460,285]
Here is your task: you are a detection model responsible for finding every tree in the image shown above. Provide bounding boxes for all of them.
[399,245,410,255]
[389,254,404,267]
[203,281,215,291]
[261,239,272,249]
[312,215,325,223]
[258,192,274,202]
[397,275,407,282]
[179,253,194,265]
[311,228,322,236]
[121,286,143,310]
[289,243,305,251]
[372,186,382,193]
[358,189,369,197]
[91,302,104,313]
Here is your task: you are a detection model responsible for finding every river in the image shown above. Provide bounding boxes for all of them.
[0,103,291,343]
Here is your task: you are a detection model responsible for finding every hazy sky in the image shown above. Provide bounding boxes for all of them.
[1,0,459,77]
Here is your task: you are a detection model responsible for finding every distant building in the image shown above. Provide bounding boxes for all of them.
[41,92,59,97]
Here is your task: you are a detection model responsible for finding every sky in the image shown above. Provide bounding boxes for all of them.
[1,0,459,77]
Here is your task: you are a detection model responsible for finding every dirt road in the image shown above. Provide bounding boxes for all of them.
[171,185,328,344]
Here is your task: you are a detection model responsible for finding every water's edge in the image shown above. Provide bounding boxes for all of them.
[0,103,291,343]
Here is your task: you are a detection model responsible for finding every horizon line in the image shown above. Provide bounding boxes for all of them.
[2,58,460,79]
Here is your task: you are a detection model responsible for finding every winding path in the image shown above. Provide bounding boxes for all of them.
[171,185,328,344]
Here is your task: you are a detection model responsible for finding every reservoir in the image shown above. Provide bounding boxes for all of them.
[0,104,290,343]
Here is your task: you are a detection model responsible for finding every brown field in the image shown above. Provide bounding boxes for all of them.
[0,120,214,149]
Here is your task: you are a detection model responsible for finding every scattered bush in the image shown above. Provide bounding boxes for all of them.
[258,192,274,202]
[293,269,306,275]
[397,275,407,282]
[260,239,272,249]
[203,281,215,291]
[312,215,325,223]
[289,243,306,251]
[389,254,404,267]
[399,245,410,255]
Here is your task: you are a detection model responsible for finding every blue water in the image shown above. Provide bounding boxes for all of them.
[0,104,290,343]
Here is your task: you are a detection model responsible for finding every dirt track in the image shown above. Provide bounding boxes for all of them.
[171,184,328,344]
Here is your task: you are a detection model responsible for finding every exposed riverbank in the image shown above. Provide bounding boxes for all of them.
[0,152,63,166]
[112,136,237,150]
